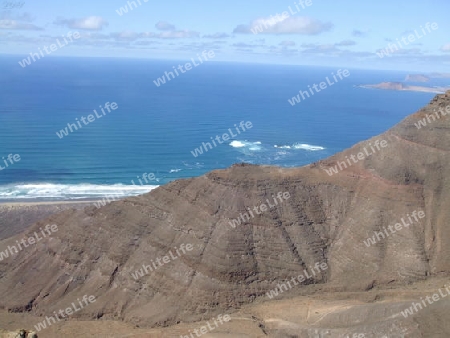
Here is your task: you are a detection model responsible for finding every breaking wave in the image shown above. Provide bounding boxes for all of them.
[274,143,325,151]
[229,141,262,151]
[0,183,158,201]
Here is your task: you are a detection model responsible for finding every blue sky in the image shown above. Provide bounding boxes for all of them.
[1,0,449,71]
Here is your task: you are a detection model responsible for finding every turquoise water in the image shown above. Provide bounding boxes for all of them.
[0,56,435,200]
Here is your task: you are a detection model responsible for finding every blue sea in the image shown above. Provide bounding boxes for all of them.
[0,56,440,201]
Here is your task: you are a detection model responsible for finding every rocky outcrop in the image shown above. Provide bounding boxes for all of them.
[0,92,449,328]
[0,329,37,338]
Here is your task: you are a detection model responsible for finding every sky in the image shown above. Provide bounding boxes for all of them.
[0,0,449,71]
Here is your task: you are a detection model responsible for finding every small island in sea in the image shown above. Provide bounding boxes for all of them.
[358,81,450,94]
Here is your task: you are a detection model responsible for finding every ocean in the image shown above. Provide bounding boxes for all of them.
[0,56,438,201]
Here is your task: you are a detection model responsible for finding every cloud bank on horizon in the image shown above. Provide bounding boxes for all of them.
[0,0,449,71]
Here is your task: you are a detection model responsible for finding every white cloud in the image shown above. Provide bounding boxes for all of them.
[299,41,357,54]
[203,32,230,39]
[78,29,198,45]
[155,21,176,31]
[233,16,332,35]
[0,19,42,30]
[0,12,34,22]
[55,16,108,31]
[0,11,41,30]
[157,30,199,39]
[441,44,450,52]
[111,30,139,41]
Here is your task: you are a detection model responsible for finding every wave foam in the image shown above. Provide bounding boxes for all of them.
[229,141,262,151]
[0,183,158,201]
[274,143,325,151]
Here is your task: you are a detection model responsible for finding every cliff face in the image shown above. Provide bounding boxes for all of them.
[0,92,449,328]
